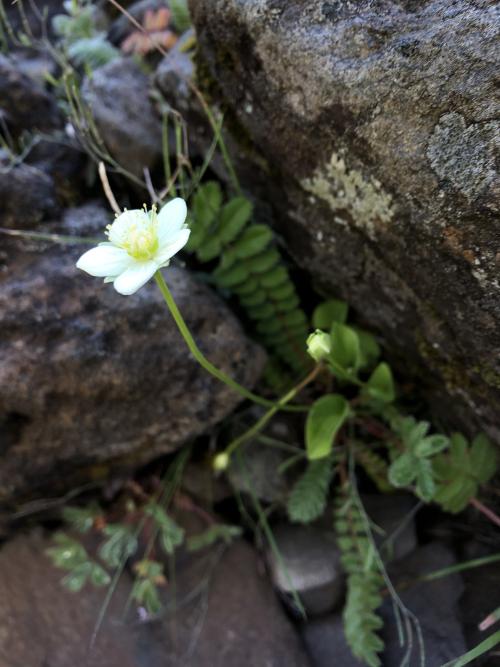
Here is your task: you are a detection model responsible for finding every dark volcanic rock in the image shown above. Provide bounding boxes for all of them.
[0,530,310,667]
[0,54,62,138]
[0,152,59,229]
[0,203,265,505]
[189,0,500,439]
[82,58,163,178]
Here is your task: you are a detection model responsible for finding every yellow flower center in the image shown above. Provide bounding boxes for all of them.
[107,208,159,260]
[122,224,159,260]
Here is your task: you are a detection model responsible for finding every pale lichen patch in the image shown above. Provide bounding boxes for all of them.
[301,153,394,239]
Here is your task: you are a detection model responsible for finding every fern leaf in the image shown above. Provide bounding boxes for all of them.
[287,459,334,523]
[334,483,384,667]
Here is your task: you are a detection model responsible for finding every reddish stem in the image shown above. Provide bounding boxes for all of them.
[470,496,500,529]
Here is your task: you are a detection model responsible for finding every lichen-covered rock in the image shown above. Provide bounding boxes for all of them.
[82,57,162,178]
[189,0,500,438]
[0,203,265,505]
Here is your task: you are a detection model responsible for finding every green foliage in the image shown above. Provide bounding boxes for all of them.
[62,504,100,532]
[169,0,191,33]
[306,394,349,460]
[131,559,165,615]
[187,523,242,551]
[312,298,348,328]
[353,444,392,493]
[144,503,185,555]
[52,0,119,69]
[388,417,449,501]
[364,363,395,404]
[187,182,309,372]
[334,484,384,667]
[287,458,334,523]
[433,433,498,512]
[46,533,110,592]
[99,523,138,568]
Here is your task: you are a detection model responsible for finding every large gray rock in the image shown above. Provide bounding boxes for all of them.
[189,0,500,438]
[0,54,62,138]
[82,58,163,178]
[0,203,265,505]
[0,530,310,667]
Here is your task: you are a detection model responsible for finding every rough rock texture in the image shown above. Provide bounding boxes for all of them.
[0,54,62,138]
[0,153,59,229]
[0,530,310,667]
[0,203,265,505]
[82,57,163,179]
[189,0,500,439]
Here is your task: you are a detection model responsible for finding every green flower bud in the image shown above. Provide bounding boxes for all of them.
[213,451,230,472]
[306,329,331,362]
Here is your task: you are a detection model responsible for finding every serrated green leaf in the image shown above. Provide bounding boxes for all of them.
[259,266,288,288]
[449,432,469,467]
[256,319,281,334]
[197,236,221,262]
[268,281,295,300]
[365,363,395,404]
[233,277,259,295]
[275,295,300,312]
[282,310,307,327]
[240,290,267,307]
[407,421,431,450]
[313,299,348,329]
[415,459,436,501]
[192,181,222,228]
[233,225,273,259]
[434,475,477,513]
[62,566,89,593]
[414,434,449,458]
[388,452,417,487]
[247,303,275,320]
[217,197,252,243]
[287,459,334,523]
[306,394,350,460]
[470,433,497,484]
[214,263,249,288]
[250,248,280,273]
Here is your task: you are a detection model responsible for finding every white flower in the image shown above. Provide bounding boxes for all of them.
[76,198,190,295]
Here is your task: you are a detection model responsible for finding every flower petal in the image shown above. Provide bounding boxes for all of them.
[76,245,132,278]
[157,198,187,244]
[155,228,191,265]
[112,260,158,295]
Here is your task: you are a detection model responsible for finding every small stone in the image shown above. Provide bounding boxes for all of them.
[266,524,344,616]
[302,615,365,667]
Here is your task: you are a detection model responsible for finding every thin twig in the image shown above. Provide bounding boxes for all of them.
[98,161,121,215]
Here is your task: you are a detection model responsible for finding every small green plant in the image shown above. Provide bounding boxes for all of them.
[186,181,310,373]
[52,0,119,70]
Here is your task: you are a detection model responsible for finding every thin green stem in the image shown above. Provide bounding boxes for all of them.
[154,271,306,412]
[225,364,322,459]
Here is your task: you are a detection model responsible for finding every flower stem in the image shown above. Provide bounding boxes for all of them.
[154,271,306,412]
[224,363,323,460]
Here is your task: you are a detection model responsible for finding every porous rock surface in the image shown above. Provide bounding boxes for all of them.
[0,203,265,505]
[189,0,500,438]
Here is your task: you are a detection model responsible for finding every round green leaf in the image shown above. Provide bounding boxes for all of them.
[306,394,350,460]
